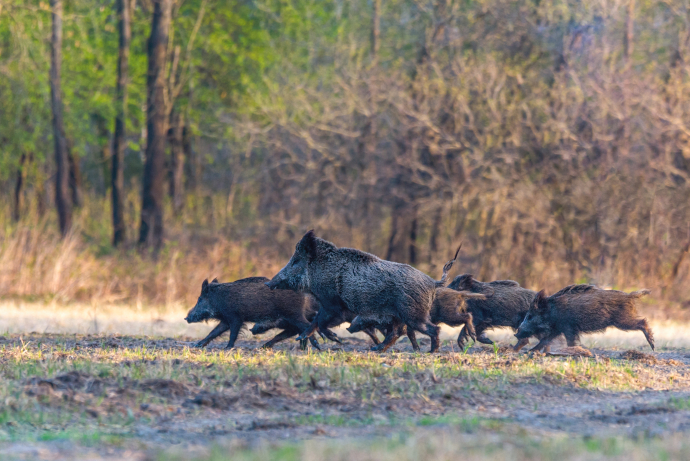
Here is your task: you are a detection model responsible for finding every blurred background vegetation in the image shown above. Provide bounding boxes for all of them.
[0,0,689,311]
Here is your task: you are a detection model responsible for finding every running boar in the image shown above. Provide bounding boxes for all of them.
[265,230,458,353]
[449,274,537,351]
[185,277,320,349]
[515,285,654,352]
[347,288,483,351]
[251,308,384,347]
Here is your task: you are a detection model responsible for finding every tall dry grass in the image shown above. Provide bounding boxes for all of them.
[1,183,689,320]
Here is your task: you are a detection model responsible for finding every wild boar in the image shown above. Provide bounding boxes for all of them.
[515,285,654,352]
[250,307,384,346]
[185,277,320,349]
[265,231,458,353]
[347,288,483,351]
[448,274,537,351]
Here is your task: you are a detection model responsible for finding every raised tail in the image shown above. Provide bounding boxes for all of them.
[435,243,462,287]
[629,289,651,298]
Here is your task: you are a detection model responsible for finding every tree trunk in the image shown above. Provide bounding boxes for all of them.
[385,205,399,261]
[50,0,72,236]
[409,207,418,265]
[94,114,111,196]
[13,153,27,222]
[428,204,442,263]
[624,0,635,62]
[182,125,196,191]
[168,110,184,216]
[371,0,381,60]
[139,0,172,250]
[112,0,130,247]
[68,149,83,207]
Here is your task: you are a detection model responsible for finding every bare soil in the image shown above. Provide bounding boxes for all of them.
[0,333,689,460]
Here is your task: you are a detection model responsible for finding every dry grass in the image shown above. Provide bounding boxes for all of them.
[1,193,689,322]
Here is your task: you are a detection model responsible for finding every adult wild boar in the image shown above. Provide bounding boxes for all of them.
[449,274,537,351]
[265,230,458,353]
[515,285,654,352]
[185,277,320,349]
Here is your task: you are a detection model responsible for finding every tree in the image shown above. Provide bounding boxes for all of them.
[139,0,172,249]
[168,109,185,216]
[49,0,72,236]
[112,0,131,247]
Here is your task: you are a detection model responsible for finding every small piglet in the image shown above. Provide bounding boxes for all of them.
[347,288,483,351]
[251,308,383,347]
[185,277,319,349]
[515,285,654,352]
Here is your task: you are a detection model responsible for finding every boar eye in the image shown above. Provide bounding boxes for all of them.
[291,256,301,266]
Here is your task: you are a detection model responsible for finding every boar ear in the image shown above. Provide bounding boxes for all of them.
[202,279,209,293]
[211,278,219,284]
[535,289,548,308]
[299,229,318,258]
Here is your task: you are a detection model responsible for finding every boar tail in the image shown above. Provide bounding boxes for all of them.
[628,289,651,298]
[435,243,462,287]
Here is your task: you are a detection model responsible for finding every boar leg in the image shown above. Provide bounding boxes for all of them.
[262,327,299,348]
[225,320,244,349]
[371,320,405,352]
[528,334,558,353]
[457,326,471,349]
[458,313,477,341]
[362,327,381,345]
[563,329,580,347]
[261,326,321,350]
[297,308,338,342]
[474,320,495,345]
[406,329,421,352]
[194,321,231,348]
[406,320,441,353]
[615,317,655,351]
[513,338,530,352]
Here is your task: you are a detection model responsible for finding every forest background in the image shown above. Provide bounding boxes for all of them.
[1,0,689,314]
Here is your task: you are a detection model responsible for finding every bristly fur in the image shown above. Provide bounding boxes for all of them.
[516,285,655,352]
[448,273,537,350]
[185,276,320,349]
[266,230,446,352]
[550,284,597,298]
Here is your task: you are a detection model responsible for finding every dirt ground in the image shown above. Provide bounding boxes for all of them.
[0,330,688,460]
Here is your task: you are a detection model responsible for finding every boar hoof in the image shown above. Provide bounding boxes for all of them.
[193,341,207,348]
[477,335,494,345]
[308,337,321,350]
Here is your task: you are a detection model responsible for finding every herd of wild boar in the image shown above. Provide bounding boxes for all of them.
[185,231,655,353]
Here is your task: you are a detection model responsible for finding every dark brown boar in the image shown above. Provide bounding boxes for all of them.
[448,274,538,351]
[185,277,321,349]
[347,288,483,351]
[251,307,384,346]
[515,285,654,352]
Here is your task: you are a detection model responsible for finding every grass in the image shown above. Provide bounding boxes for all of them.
[159,430,690,461]
[0,332,687,459]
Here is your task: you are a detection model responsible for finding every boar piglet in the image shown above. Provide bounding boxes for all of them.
[347,288,483,351]
[185,277,320,349]
[449,274,538,351]
[515,285,654,352]
[250,308,384,347]
[266,230,459,352]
